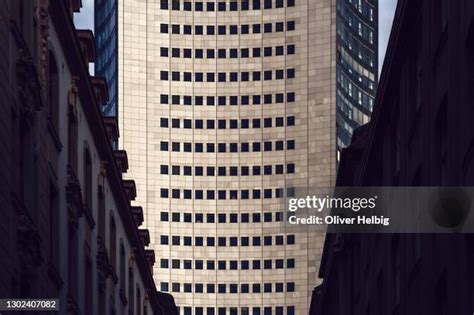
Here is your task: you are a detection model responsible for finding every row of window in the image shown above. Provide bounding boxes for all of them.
[161,282,296,294]
[160,187,295,199]
[159,93,295,106]
[160,235,296,246]
[158,140,296,153]
[160,0,295,11]
[160,117,296,130]
[160,45,295,59]
[160,164,295,176]
[159,21,295,35]
[160,140,295,153]
[160,69,295,82]
[160,258,295,270]
[177,306,295,315]
[160,211,285,223]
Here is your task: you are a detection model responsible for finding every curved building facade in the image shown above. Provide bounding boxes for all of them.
[336,0,378,152]
[95,0,118,117]
[118,0,336,313]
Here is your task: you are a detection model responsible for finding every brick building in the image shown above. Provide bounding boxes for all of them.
[0,0,177,314]
[311,0,474,314]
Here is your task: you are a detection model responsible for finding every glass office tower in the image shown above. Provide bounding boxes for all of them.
[116,0,336,313]
[336,0,378,153]
[95,0,118,117]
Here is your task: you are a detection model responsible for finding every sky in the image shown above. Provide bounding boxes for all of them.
[378,0,398,74]
[74,0,398,73]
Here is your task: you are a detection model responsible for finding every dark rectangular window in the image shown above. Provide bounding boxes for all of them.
[287,44,295,54]
[171,24,180,34]
[218,25,226,35]
[207,25,215,35]
[264,23,272,33]
[230,25,238,34]
[253,0,260,10]
[264,47,272,56]
[287,20,295,30]
[276,45,284,55]
[172,0,179,10]
[195,25,203,34]
[253,24,261,33]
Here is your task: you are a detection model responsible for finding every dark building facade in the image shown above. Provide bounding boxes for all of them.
[312,0,474,314]
[0,0,177,314]
[94,0,118,117]
[336,0,378,153]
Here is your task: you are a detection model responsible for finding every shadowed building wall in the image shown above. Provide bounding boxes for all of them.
[312,0,474,314]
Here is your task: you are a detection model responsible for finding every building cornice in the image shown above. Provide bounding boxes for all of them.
[49,1,164,313]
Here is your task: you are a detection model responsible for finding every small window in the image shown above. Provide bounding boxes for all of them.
[218,25,226,35]
[252,24,261,33]
[253,236,261,246]
[275,22,284,32]
[160,94,168,104]
[287,116,295,126]
[171,24,180,34]
[207,49,215,58]
[276,117,284,127]
[287,20,295,31]
[160,24,169,33]
[195,25,203,34]
[287,44,295,54]
[264,47,272,56]
[253,0,260,10]
[172,0,179,10]
[276,45,285,55]
[264,23,272,33]
[287,68,295,78]
[207,25,215,35]
[160,71,169,80]
[230,25,238,34]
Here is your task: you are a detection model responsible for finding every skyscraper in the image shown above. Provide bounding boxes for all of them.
[117,0,336,313]
[336,0,378,153]
[95,0,118,117]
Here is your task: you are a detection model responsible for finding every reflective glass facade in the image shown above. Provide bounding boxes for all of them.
[336,0,378,152]
[95,0,118,117]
